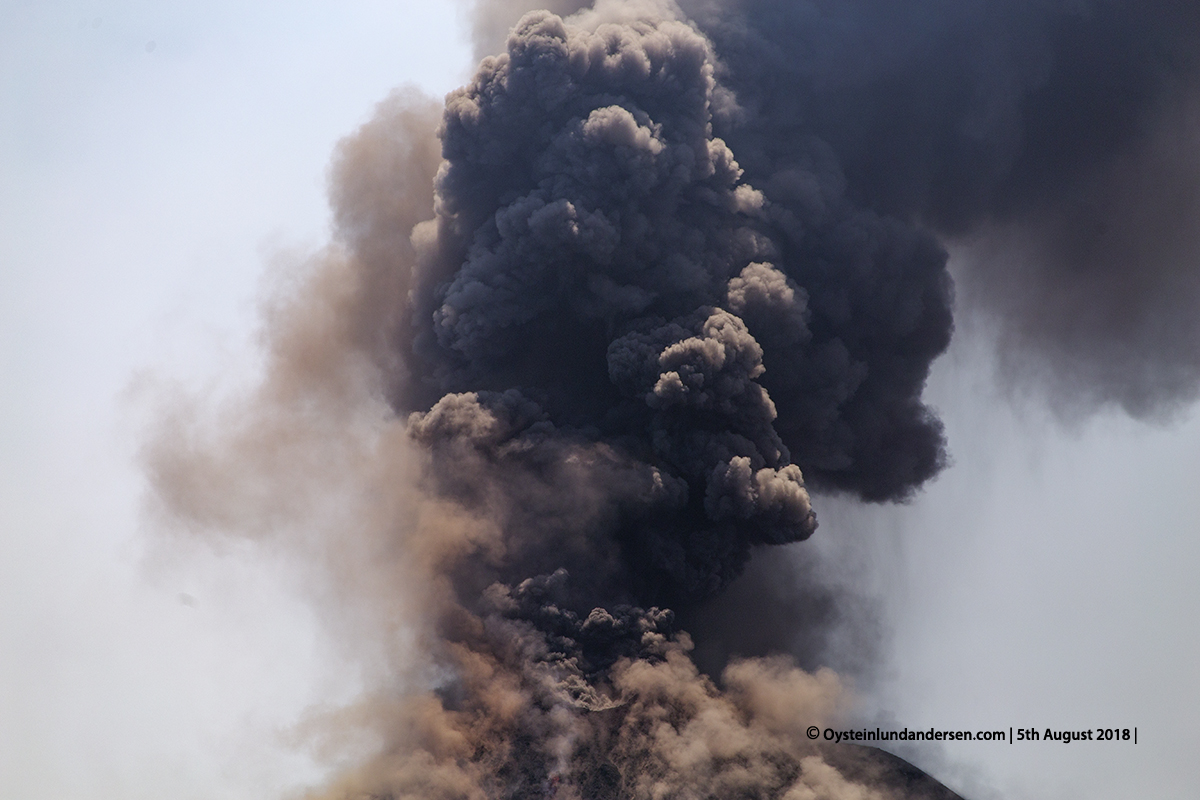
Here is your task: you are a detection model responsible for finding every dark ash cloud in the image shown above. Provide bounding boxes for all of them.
[683,0,1200,415]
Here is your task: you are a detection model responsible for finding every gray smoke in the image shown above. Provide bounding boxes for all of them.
[680,0,1200,415]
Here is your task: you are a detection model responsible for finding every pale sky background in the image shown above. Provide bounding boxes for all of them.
[2,3,1198,800]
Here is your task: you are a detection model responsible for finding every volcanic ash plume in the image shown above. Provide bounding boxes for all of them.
[392,0,955,692]
[144,3,956,797]
[324,6,951,795]
[144,0,1200,797]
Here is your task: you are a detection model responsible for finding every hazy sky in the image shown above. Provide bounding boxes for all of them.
[2,2,1198,800]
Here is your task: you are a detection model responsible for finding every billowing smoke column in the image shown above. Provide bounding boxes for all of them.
[145,1,1200,799]
[315,3,958,796]
[401,5,952,610]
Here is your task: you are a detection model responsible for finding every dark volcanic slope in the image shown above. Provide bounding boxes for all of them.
[818,745,968,800]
